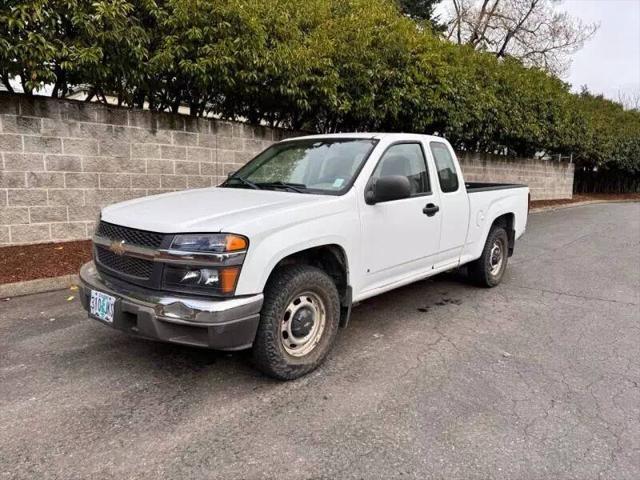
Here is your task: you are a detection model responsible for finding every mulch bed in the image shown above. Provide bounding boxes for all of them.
[0,193,638,285]
[530,193,640,209]
[0,240,92,285]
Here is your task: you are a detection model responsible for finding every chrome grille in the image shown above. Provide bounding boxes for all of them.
[96,246,154,279]
[96,221,164,248]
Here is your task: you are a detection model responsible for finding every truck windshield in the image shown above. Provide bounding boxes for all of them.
[222,138,378,195]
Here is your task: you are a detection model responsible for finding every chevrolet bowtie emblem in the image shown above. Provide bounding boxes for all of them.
[109,240,127,256]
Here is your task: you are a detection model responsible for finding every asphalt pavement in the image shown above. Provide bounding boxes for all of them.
[1,202,639,479]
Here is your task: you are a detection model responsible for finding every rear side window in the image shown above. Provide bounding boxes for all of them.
[371,143,430,195]
[430,142,459,193]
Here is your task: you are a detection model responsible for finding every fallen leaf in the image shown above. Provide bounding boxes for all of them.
[502,352,512,358]
[69,285,78,291]
[66,296,75,301]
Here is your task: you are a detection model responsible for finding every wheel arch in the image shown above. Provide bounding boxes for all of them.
[265,244,352,327]
[490,212,515,256]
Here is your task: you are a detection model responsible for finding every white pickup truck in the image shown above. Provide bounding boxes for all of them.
[79,133,529,379]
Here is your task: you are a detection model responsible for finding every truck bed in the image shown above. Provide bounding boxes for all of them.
[465,182,528,193]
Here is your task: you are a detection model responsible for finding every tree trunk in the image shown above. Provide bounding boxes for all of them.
[1,72,14,93]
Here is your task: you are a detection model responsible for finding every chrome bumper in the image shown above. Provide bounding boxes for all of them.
[78,262,263,350]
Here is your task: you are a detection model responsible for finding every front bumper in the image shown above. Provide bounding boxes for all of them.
[78,262,263,350]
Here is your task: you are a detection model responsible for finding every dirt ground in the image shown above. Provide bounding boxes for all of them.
[0,240,92,284]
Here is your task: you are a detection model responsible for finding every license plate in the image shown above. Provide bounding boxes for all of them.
[90,290,116,323]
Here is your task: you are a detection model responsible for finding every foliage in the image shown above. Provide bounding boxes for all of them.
[397,0,444,29]
[573,90,640,171]
[569,90,640,192]
[0,0,151,99]
[0,0,638,191]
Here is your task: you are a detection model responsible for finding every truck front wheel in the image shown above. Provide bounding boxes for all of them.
[468,226,509,287]
[252,265,340,380]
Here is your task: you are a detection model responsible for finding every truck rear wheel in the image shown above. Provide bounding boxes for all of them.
[468,226,509,287]
[252,265,340,380]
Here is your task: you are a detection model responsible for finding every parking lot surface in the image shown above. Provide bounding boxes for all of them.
[1,202,639,479]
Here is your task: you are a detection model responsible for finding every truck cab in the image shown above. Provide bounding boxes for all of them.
[79,133,529,379]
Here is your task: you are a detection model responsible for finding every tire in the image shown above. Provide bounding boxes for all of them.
[468,226,509,287]
[252,264,340,380]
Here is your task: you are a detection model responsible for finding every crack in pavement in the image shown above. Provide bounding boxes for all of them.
[509,284,640,306]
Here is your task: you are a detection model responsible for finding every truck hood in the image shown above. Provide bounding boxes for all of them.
[100,187,341,234]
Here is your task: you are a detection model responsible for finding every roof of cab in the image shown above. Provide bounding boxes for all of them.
[283,132,445,142]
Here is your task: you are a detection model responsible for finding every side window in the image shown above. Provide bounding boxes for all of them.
[371,143,430,195]
[430,142,459,193]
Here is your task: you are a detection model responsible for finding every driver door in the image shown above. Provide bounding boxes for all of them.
[359,142,441,292]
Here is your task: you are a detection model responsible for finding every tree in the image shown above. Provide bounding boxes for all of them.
[0,0,151,98]
[397,0,445,30]
[617,90,640,112]
[1,0,638,193]
[442,0,599,75]
[0,0,61,94]
[569,88,640,193]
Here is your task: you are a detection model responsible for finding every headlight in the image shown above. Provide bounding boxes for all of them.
[163,233,247,295]
[163,265,240,295]
[170,233,248,253]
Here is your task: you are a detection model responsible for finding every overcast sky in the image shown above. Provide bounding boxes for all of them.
[561,0,640,100]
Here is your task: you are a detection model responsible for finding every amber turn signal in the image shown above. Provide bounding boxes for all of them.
[225,235,248,252]
[219,267,240,294]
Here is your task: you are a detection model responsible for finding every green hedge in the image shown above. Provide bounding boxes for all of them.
[1,0,639,191]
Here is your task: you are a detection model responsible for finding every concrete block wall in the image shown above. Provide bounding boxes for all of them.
[0,93,574,246]
[0,93,288,245]
[458,152,574,201]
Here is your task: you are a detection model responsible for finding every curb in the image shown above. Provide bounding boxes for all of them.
[530,199,640,213]
[0,274,79,299]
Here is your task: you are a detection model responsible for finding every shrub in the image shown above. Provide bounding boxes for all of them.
[1,0,638,191]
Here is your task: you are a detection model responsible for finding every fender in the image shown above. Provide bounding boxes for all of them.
[234,217,357,296]
[460,190,522,264]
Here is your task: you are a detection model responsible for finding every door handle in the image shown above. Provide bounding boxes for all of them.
[423,203,439,217]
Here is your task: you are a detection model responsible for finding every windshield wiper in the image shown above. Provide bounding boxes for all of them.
[226,175,260,190]
[258,181,308,193]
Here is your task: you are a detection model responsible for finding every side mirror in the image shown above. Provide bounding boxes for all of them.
[365,175,411,204]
